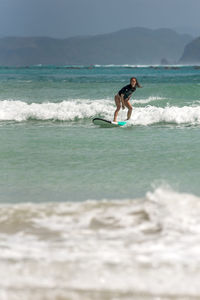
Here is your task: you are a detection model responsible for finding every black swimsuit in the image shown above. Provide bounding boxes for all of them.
[118,84,136,100]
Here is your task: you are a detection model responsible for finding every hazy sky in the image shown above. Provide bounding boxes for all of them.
[0,0,200,38]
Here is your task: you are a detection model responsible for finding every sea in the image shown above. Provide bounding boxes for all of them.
[0,64,200,300]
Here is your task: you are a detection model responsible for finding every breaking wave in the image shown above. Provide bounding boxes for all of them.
[1,186,200,299]
[1,99,200,126]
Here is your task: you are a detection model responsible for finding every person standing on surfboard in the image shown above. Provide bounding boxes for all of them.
[114,77,142,122]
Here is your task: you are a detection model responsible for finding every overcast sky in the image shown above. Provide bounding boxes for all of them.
[0,0,200,38]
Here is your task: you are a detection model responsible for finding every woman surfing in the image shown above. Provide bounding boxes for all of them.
[114,77,142,122]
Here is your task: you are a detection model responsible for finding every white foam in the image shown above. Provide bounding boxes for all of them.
[129,105,200,125]
[1,187,200,298]
[94,64,191,68]
[0,99,113,122]
[1,99,200,126]
[133,96,164,104]
[146,185,200,233]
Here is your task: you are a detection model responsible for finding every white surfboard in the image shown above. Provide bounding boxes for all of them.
[93,118,127,127]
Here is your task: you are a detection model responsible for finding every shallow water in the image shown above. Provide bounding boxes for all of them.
[0,65,200,299]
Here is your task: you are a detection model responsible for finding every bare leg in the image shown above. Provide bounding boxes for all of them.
[113,95,121,122]
[124,100,133,120]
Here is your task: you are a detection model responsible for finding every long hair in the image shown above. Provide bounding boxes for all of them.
[130,77,141,88]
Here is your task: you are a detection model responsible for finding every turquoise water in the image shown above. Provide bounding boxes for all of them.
[0,65,200,202]
[1,65,200,299]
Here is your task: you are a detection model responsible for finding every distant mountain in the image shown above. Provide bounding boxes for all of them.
[179,37,200,64]
[0,28,192,66]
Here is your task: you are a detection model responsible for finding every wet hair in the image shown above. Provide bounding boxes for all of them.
[130,77,141,88]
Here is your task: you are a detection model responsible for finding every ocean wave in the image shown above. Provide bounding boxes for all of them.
[1,186,200,299]
[0,99,111,122]
[128,105,200,125]
[1,99,200,125]
[94,64,195,68]
[0,186,200,237]
[1,186,200,263]
[133,96,164,104]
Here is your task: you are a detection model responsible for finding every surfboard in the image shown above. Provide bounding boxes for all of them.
[93,118,127,127]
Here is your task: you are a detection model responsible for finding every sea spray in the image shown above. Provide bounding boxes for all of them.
[1,187,200,299]
[1,99,200,125]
